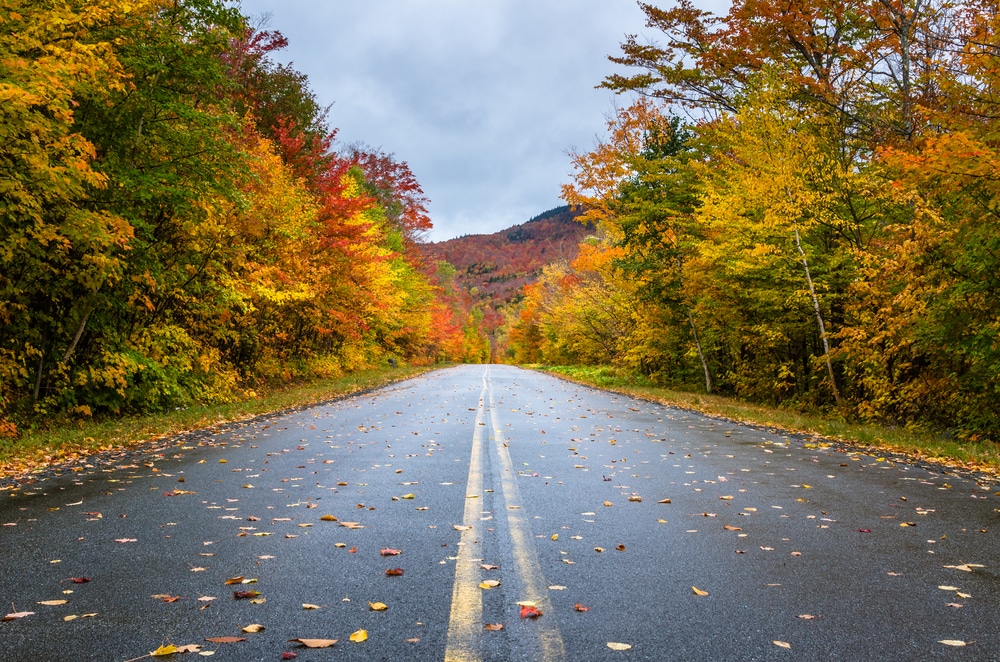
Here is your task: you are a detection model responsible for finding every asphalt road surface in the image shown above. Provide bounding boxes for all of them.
[1,365,998,661]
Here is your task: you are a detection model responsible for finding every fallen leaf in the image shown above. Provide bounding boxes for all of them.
[281,653,297,660]
[607,642,632,651]
[369,602,388,611]
[37,600,69,606]
[479,580,501,590]
[723,525,742,531]
[520,605,542,618]
[628,495,642,502]
[719,496,734,500]
[66,577,91,584]
[484,623,504,631]
[225,576,246,585]
[603,501,613,507]
[774,641,791,649]
[401,494,415,500]
[340,521,364,529]
[692,587,709,596]
[204,636,245,644]
[232,590,261,599]
[657,499,672,504]
[302,604,321,610]
[380,548,402,556]
[615,544,626,552]
[288,639,337,648]
[548,585,567,590]
[114,538,138,543]
[241,624,265,633]
[574,604,590,612]
[453,524,472,531]
[385,568,404,576]
[938,640,967,647]
[946,603,963,608]
[797,614,818,620]
[944,564,984,572]
[938,586,960,591]
[594,547,604,553]
[551,534,559,541]
[152,644,179,656]
[2,611,33,621]
[349,629,368,643]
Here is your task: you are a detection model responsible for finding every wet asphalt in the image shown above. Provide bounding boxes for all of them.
[1,364,998,661]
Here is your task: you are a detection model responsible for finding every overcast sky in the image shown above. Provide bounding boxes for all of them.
[235,1,718,241]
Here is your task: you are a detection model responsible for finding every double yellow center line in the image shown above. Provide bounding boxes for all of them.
[445,367,566,661]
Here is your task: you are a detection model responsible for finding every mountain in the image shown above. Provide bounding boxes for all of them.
[419,205,592,360]
[422,206,591,307]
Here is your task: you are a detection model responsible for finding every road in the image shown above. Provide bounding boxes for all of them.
[1,364,998,661]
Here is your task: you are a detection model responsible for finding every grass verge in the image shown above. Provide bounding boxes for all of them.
[537,364,1000,479]
[0,364,438,480]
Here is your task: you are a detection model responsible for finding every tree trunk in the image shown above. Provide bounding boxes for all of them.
[794,227,842,406]
[687,309,713,394]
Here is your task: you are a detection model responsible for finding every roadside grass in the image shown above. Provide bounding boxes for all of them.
[537,364,1000,477]
[0,364,438,479]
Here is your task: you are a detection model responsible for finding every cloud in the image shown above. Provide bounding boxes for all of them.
[238,0,653,240]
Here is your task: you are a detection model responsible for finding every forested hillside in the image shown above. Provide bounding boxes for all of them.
[423,207,591,359]
[508,0,1000,440]
[0,1,479,435]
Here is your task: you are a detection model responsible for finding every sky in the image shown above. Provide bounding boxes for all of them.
[234,1,704,241]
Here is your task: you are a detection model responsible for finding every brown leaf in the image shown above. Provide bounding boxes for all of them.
[723,525,742,531]
[232,590,261,599]
[484,623,504,631]
[2,611,34,621]
[380,548,402,556]
[241,624,266,633]
[385,568,404,576]
[204,636,246,643]
[574,604,590,612]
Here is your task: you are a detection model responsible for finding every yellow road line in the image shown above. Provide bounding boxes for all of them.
[444,368,489,662]
[489,379,567,662]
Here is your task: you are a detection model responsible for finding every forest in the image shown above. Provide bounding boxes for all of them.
[508,0,1000,440]
[0,0,486,435]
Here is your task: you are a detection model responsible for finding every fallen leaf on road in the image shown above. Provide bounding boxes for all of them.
[594,547,605,553]
[692,587,709,596]
[944,564,983,572]
[574,604,589,612]
[548,585,567,590]
[453,524,472,531]
[484,623,504,631]
[241,624,265,633]
[37,600,68,606]
[204,636,245,644]
[479,580,501,590]
[939,640,967,647]
[369,602,388,611]
[385,568,404,576]
[152,644,180,656]
[628,495,642,502]
[724,525,742,531]
[349,629,368,643]
[520,605,542,618]
[340,521,364,529]
[66,577,91,584]
[658,499,671,504]
[774,641,791,649]
[2,611,33,621]
[302,604,321,610]
[232,590,261,599]
[946,603,963,608]
[797,614,818,620]
[380,548,401,556]
[480,564,498,570]
[603,501,613,507]
[281,653,297,660]
[115,538,138,543]
[607,642,632,651]
[288,639,337,648]
[938,586,960,591]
